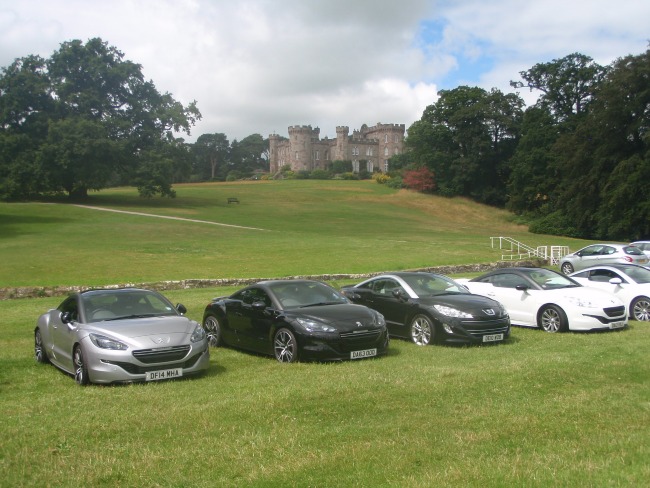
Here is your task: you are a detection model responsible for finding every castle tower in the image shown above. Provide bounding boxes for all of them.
[268,133,282,173]
[335,126,349,161]
[287,125,317,171]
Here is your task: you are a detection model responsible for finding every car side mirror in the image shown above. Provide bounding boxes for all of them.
[609,278,623,285]
[176,303,187,315]
[515,284,530,292]
[252,300,267,310]
[61,311,72,324]
[392,289,408,301]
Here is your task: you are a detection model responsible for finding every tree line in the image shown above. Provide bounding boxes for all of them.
[1,38,648,240]
[398,49,649,241]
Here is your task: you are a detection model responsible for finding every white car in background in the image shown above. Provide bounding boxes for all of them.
[458,267,627,333]
[569,264,650,322]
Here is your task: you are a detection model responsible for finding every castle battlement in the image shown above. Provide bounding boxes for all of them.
[268,122,404,175]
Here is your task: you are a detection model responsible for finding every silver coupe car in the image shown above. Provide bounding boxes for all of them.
[34,288,210,385]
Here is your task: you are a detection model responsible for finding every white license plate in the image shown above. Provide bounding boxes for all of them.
[146,368,183,381]
[610,321,626,329]
[482,333,504,342]
[350,348,377,359]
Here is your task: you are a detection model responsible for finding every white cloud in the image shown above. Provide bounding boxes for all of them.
[0,0,648,141]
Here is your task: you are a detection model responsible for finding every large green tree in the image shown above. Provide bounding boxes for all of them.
[551,48,650,239]
[406,86,523,205]
[0,38,200,199]
[192,132,230,180]
[511,52,607,123]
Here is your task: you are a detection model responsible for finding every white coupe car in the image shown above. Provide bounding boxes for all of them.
[458,267,627,332]
[569,264,650,322]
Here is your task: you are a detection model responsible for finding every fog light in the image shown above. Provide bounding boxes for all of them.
[442,323,453,334]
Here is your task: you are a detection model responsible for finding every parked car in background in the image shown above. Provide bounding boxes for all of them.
[202,280,389,363]
[340,272,510,345]
[34,288,210,385]
[569,264,650,321]
[458,267,627,332]
[559,243,648,274]
[630,241,650,259]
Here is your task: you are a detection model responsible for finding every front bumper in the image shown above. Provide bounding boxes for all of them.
[439,317,511,344]
[83,340,210,384]
[299,328,390,361]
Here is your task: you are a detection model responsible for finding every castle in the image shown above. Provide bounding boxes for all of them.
[268,123,405,174]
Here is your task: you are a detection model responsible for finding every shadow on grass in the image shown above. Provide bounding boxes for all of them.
[0,212,73,239]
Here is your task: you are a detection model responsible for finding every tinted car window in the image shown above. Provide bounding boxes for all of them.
[624,246,644,256]
[58,297,80,321]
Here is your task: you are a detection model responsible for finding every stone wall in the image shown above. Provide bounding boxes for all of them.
[0,260,545,300]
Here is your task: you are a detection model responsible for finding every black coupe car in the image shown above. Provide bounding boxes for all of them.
[202,280,389,363]
[341,272,510,345]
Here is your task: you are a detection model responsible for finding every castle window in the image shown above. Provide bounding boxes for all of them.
[384,147,388,156]
[384,160,389,172]
[394,135,399,143]
[316,151,320,160]
[385,134,388,143]
[368,162,374,172]
[352,160,359,172]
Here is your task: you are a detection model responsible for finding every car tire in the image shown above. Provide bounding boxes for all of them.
[538,305,568,332]
[410,314,434,346]
[203,314,222,347]
[73,346,90,385]
[560,262,574,275]
[630,296,650,321]
[274,328,298,363]
[34,329,49,364]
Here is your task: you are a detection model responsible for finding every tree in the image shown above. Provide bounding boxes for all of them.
[193,133,229,180]
[402,167,436,192]
[407,86,523,205]
[511,52,607,123]
[551,48,650,239]
[0,38,201,199]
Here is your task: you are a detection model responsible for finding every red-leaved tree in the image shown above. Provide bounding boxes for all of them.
[402,167,436,192]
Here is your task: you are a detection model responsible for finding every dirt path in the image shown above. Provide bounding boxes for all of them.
[73,204,269,231]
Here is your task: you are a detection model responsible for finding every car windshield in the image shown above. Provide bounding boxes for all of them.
[269,281,348,309]
[81,290,178,323]
[401,274,469,297]
[525,269,580,290]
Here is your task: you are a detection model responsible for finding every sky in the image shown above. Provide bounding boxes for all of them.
[1,0,648,142]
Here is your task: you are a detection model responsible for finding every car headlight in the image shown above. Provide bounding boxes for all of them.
[372,311,386,327]
[190,324,207,343]
[89,333,128,350]
[433,305,473,318]
[296,317,337,333]
[565,296,598,308]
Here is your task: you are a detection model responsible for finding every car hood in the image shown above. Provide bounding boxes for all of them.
[82,315,199,345]
[286,303,383,331]
[417,294,506,316]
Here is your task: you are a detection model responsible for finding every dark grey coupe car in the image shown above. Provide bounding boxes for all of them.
[202,280,389,362]
[341,272,510,345]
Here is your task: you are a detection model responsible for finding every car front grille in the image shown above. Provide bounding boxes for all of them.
[604,306,626,317]
[132,345,191,364]
[460,318,510,337]
[104,351,203,374]
[339,329,382,350]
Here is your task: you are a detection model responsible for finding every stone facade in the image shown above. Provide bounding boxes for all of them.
[268,123,405,174]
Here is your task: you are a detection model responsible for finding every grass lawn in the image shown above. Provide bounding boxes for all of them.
[1,180,647,486]
[0,180,586,288]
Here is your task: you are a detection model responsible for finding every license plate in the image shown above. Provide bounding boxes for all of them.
[146,368,183,381]
[482,333,504,342]
[610,321,626,329]
[350,348,377,359]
